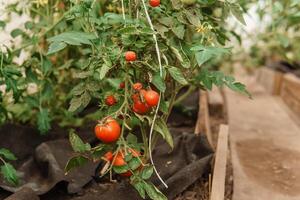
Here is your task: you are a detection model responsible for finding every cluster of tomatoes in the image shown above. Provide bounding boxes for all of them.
[94,50,160,177]
[105,51,160,115]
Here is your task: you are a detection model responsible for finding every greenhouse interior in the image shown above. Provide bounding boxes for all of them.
[0,0,300,200]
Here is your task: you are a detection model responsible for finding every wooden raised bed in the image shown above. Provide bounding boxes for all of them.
[256,67,283,95]
[280,73,300,121]
[195,89,230,200]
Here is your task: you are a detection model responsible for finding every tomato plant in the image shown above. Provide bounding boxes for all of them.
[0,0,251,199]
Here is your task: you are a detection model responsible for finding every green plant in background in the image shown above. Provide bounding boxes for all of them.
[0,0,251,199]
[244,0,300,67]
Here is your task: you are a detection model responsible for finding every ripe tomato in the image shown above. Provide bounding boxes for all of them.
[119,82,125,89]
[94,117,121,143]
[112,149,141,177]
[143,90,160,107]
[131,93,140,102]
[150,0,160,7]
[125,51,137,62]
[105,95,117,106]
[57,2,65,10]
[133,100,151,114]
[112,153,127,166]
[133,82,143,91]
[103,151,114,162]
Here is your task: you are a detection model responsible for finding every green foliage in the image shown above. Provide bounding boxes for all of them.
[196,69,251,97]
[0,0,252,198]
[65,156,89,174]
[0,148,18,186]
[69,130,91,153]
[0,149,17,161]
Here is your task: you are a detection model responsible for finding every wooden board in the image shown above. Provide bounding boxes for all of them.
[256,67,283,95]
[280,73,300,120]
[210,124,229,200]
[195,90,214,149]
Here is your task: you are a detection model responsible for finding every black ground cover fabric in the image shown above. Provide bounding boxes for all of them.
[0,90,214,199]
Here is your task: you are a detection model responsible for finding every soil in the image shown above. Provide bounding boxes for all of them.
[236,138,300,196]
[174,101,232,200]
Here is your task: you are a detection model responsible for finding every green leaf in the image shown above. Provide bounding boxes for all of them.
[106,78,121,89]
[192,45,231,66]
[69,130,91,153]
[0,149,17,161]
[172,25,185,39]
[0,163,18,186]
[68,96,82,112]
[141,166,153,180]
[154,118,174,149]
[168,67,188,85]
[113,165,129,174]
[10,29,23,38]
[170,46,190,68]
[151,74,166,92]
[37,108,51,135]
[0,20,6,28]
[41,58,52,75]
[99,64,111,80]
[128,157,141,170]
[80,91,91,109]
[24,21,33,29]
[230,4,246,25]
[65,156,89,174]
[47,42,67,55]
[68,91,91,112]
[48,31,97,46]
[126,133,138,145]
[133,182,146,199]
[278,34,289,48]
[143,182,167,200]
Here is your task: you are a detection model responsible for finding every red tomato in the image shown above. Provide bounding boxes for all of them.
[112,153,127,166]
[133,100,151,114]
[112,149,141,177]
[149,0,160,7]
[143,90,160,107]
[131,93,140,102]
[125,51,137,62]
[133,82,143,91]
[103,151,114,162]
[57,2,65,10]
[105,95,117,106]
[94,118,121,143]
[119,82,125,89]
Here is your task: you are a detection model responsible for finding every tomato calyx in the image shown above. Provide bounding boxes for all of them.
[133,82,143,91]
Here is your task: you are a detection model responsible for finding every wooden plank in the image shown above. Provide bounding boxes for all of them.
[256,67,283,95]
[195,90,214,149]
[280,73,300,120]
[273,71,284,95]
[210,124,229,200]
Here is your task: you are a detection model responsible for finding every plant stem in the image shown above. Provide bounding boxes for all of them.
[140,123,149,159]
[173,85,196,105]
